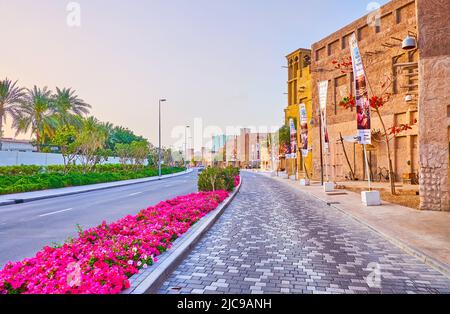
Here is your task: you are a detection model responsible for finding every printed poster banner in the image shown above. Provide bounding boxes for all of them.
[288,118,297,159]
[299,103,309,157]
[318,81,330,152]
[349,33,371,145]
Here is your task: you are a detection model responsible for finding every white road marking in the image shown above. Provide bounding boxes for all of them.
[128,192,143,196]
[39,208,73,217]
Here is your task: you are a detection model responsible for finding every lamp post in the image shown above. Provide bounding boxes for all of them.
[185,125,190,171]
[158,98,167,178]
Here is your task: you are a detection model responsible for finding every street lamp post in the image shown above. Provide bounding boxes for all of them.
[158,99,167,178]
[185,125,190,171]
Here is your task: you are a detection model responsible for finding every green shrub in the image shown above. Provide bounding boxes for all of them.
[0,165,185,195]
[0,165,43,176]
[198,167,240,192]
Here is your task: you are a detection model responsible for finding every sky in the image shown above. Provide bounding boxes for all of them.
[0,0,390,150]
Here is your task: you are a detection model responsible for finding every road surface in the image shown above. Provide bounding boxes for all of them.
[0,171,198,268]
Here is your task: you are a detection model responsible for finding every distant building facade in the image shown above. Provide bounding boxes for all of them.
[0,138,36,152]
[210,129,274,170]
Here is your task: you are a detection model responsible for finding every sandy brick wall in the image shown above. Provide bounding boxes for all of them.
[310,0,420,184]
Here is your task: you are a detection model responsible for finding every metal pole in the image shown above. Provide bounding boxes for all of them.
[185,127,187,171]
[158,100,162,178]
[364,144,372,191]
[158,99,166,178]
[318,112,324,185]
[184,126,190,171]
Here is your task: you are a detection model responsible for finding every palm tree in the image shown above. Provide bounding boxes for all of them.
[52,87,91,128]
[0,79,26,150]
[14,86,58,151]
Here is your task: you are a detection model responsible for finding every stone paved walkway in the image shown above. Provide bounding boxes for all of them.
[157,172,450,294]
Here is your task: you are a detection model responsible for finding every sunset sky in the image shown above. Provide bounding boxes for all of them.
[0,0,389,149]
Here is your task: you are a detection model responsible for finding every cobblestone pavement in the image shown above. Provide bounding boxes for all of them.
[157,172,450,294]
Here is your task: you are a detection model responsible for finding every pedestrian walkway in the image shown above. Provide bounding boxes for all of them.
[266,173,450,272]
[158,172,450,294]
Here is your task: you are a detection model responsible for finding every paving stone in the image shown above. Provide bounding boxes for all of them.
[157,173,450,294]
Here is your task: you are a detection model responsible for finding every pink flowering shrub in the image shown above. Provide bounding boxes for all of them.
[234,175,240,187]
[0,190,229,294]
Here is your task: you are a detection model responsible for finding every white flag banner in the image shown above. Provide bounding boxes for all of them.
[299,103,309,157]
[349,33,371,145]
[288,118,297,159]
[318,81,330,152]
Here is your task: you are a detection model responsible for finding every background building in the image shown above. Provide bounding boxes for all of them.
[209,129,274,170]
[0,138,36,152]
[284,48,313,179]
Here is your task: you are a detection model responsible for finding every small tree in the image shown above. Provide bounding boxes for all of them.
[147,145,158,167]
[334,57,416,194]
[93,148,112,168]
[76,117,107,173]
[52,125,79,173]
[198,167,223,192]
[130,140,150,168]
[115,143,132,165]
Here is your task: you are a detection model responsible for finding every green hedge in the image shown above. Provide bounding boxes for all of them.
[198,166,240,192]
[0,166,185,195]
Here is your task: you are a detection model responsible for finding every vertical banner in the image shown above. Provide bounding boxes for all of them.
[289,118,297,159]
[318,81,330,152]
[349,33,371,145]
[299,103,309,157]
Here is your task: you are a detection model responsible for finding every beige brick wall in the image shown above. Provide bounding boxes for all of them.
[310,0,420,184]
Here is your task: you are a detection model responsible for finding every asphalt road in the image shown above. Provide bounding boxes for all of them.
[0,171,198,268]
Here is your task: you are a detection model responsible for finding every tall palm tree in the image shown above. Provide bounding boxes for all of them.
[14,86,58,151]
[52,87,91,127]
[0,79,26,150]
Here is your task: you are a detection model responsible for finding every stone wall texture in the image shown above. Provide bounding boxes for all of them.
[417,0,450,211]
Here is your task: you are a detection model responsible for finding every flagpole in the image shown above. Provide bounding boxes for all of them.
[363,144,372,191]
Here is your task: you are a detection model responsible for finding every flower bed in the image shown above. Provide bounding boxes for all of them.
[0,190,229,294]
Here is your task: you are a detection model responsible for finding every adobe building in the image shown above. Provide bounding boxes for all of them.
[284,49,314,179]
[310,0,450,211]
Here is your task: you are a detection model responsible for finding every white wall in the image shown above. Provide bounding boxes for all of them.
[0,151,123,167]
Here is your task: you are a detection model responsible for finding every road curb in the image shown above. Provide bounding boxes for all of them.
[0,169,193,207]
[123,177,243,294]
[262,173,450,280]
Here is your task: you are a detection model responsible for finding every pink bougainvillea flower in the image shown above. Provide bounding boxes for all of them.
[0,190,229,295]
